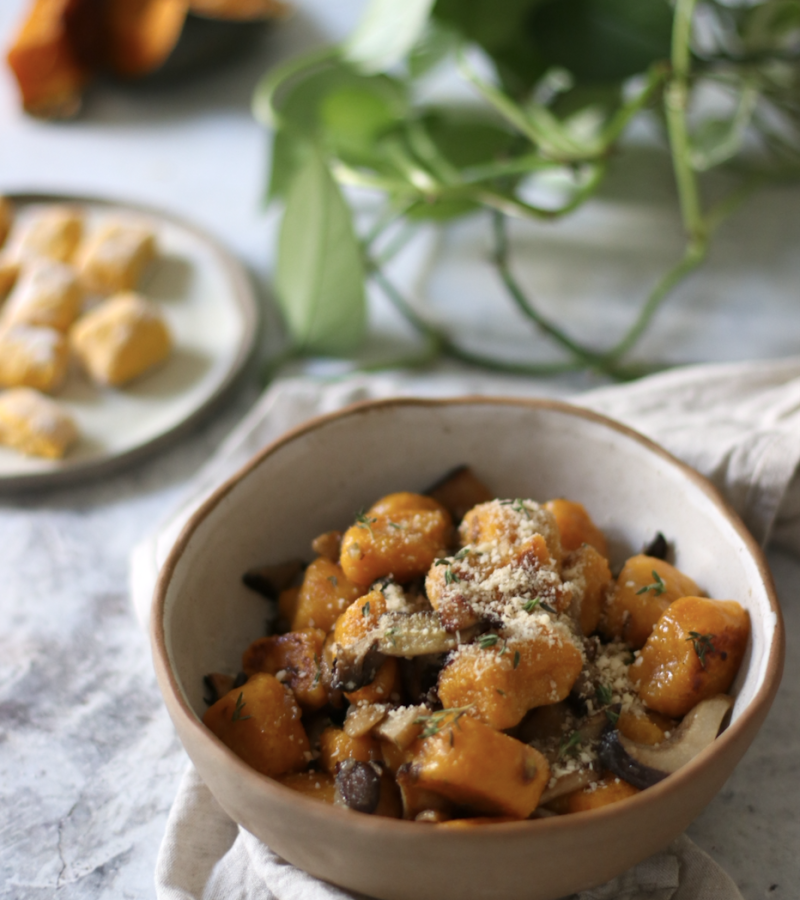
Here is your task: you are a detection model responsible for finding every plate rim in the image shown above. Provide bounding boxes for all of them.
[0,190,260,491]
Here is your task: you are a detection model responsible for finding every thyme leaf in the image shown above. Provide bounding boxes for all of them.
[361,600,371,616]
[444,567,460,585]
[636,570,667,596]
[558,731,582,760]
[356,511,377,535]
[414,705,473,738]
[523,595,555,613]
[231,692,253,722]
[686,631,716,669]
[595,683,613,706]
[500,498,531,519]
[476,634,500,650]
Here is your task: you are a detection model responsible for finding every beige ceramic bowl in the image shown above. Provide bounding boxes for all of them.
[152,398,784,900]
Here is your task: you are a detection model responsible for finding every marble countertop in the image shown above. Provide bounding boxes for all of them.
[1,0,799,896]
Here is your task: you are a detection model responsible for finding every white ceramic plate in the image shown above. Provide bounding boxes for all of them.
[0,193,258,489]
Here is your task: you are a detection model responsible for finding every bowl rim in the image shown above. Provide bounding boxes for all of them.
[151,395,785,836]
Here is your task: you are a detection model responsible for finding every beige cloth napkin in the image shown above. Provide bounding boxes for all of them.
[133,357,800,900]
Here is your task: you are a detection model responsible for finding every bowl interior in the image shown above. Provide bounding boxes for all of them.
[162,398,777,727]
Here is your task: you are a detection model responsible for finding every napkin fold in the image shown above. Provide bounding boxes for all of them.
[133,356,800,900]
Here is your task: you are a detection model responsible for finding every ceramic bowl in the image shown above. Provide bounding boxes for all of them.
[151,397,784,900]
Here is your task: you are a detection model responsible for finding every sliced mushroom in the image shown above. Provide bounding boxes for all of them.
[331,639,385,692]
[375,611,469,656]
[335,760,401,817]
[599,694,734,789]
[335,760,382,813]
[539,766,598,805]
[242,559,305,599]
[415,809,452,823]
[344,702,389,738]
[373,704,428,750]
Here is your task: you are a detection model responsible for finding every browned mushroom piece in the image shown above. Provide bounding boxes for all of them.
[242,559,305,599]
[334,760,401,817]
[598,695,734,789]
[425,465,493,523]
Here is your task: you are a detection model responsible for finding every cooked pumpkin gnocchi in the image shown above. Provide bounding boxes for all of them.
[202,468,749,823]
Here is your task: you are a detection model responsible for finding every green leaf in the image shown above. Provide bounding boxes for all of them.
[529,0,673,84]
[270,62,408,169]
[344,0,437,74]
[265,130,313,204]
[408,20,461,78]
[320,82,406,159]
[422,113,517,169]
[276,153,367,355]
[433,0,548,93]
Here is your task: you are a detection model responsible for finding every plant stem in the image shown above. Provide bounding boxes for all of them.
[601,241,707,363]
[369,265,585,376]
[666,0,706,242]
[373,222,420,267]
[491,212,602,366]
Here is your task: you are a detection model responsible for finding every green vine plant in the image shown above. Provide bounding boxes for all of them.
[254,0,800,380]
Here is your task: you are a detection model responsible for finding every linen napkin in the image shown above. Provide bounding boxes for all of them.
[133,356,800,900]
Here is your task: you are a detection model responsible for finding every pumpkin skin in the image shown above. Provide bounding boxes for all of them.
[6,0,287,117]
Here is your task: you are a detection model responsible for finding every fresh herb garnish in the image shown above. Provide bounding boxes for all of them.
[513,650,521,669]
[477,634,500,650]
[605,707,620,726]
[595,683,613,706]
[361,600,371,616]
[500,499,531,519]
[388,521,403,529]
[356,511,377,535]
[558,731,582,760]
[414,705,473,738]
[454,547,470,560]
[523,596,555,614]
[636,570,667,596]
[327,575,338,587]
[686,631,716,669]
[231,692,252,722]
[444,567,460,585]
[496,688,506,696]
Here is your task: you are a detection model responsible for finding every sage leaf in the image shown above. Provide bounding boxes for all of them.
[276,153,367,355]
[344,0,436,74]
